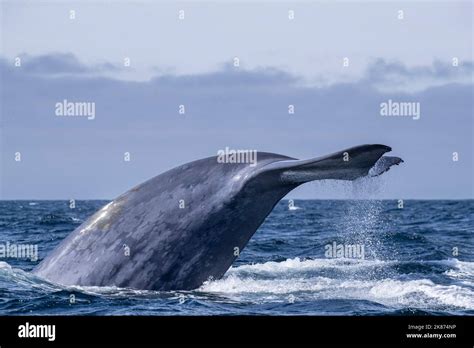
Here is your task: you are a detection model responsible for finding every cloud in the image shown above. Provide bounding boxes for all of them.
[0,53,472,199]
[13,52,120,76]
[152,63,299,88]
[363,58,473,92]
[8,52,472,93]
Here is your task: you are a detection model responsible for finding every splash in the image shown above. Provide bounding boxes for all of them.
[199,257,474,310]
[337,177,392,261]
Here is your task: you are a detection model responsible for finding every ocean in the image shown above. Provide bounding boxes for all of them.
[0,199,472,315]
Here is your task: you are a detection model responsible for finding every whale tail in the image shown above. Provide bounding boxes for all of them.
[261,144,403,185]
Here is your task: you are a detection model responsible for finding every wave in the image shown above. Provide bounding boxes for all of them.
[0,262,186,303]
[39,214,82,225]
[199,257,474,310]
[1,258,473,312]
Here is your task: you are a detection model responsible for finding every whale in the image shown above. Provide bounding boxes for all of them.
[33,144,403,291]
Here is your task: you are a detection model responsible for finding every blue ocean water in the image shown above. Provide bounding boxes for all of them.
[0,199,472,315]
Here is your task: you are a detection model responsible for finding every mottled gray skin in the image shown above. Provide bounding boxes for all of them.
[33,144,402,290]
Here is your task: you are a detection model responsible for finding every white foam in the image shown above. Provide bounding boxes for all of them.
[199,258,474,309]
[444,259,474,286]
[288,206,301,211]
[226,257,387,275]
[0,261,12,270]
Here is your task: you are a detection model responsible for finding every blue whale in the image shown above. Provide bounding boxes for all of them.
[33,144,402,290]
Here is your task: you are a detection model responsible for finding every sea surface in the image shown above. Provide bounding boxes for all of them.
[0,199,472,315]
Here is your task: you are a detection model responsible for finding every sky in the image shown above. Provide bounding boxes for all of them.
[0,0,472,199]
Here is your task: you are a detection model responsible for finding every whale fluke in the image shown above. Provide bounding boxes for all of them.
[33,144,403,290]
[254,144,402,184]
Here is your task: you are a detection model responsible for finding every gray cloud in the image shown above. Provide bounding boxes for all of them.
[13,53,120,76]
[364,59,473,91]
[0,53,472,199]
